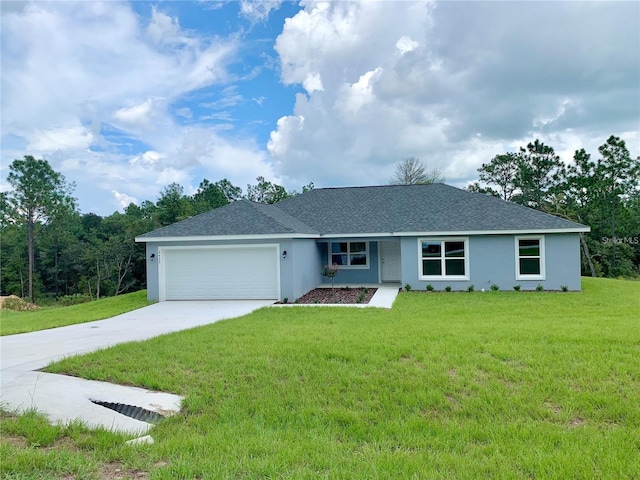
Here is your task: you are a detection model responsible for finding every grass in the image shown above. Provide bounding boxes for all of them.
[0,290,151,336]
[2,277,639,479]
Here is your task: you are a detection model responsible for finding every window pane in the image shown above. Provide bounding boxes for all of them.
[519,239,540,257]
[520,258,540,275]
[422,260,442,276]
[332,254,347,266]
[350,254,367,265]
[445,242,465,257]
[332,242,348,254]
[445,259,465,276]
[422,242,441,257]
[350,242,366,253]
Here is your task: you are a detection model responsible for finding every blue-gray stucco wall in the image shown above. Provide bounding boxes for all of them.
[143,238,321,302]
[400,233,581,291]
[317,241,380,284]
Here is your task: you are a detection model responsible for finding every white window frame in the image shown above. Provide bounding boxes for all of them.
[328,241,369,269]
[418,237,470,281]
[515,235,546,280]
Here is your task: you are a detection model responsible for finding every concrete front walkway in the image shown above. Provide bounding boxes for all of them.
[1,300,273,434]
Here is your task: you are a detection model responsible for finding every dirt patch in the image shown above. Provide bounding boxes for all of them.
[286,287,377,304]
[0,295,39,311]
[101,462,149,479]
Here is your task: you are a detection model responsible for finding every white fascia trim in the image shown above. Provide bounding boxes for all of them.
[393,228,590,236]
[136,233,318,243]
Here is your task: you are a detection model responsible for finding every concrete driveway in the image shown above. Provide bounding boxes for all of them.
[1,300,273,434]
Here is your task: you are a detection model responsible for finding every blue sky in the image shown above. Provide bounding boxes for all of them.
[1,1,638,215]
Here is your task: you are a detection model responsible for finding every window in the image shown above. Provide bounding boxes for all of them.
[330,242,369,268]
[515,236,545,280]
[419,238,469,279]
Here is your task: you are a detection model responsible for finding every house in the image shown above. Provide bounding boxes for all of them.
[135,184,590,301]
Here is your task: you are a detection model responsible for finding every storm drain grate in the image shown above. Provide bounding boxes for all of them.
[90,400,165,423]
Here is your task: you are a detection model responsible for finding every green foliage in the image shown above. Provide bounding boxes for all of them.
[57,293,92,307]
[467,284,474,292]
[513,285,521,291]
[404,283,411,292]
[491,284,500,291]
[4,156,76,302]
[246,176,291,204]
[445,285,452,292]
[10,277,635,479]
[426,284,434,291]
[561,285,569,292]
[283,297,288,304]
[475,135,639,279]
[536,284,545,292]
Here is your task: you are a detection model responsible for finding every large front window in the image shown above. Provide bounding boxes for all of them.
[419,238,469,279]
[516,236,545,280]
[330,241,369,268]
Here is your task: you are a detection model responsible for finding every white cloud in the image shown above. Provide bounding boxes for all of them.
[395,35,418,55]
[112,190,138,210]
[302,72,324,94]
[0,1,277,214]
[26,126,93,152]
[268,0,639,190]
[240,0,283,22]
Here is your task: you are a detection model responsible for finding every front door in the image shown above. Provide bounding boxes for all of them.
[380,241,401,282]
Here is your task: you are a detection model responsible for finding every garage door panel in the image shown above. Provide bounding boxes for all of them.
[162,246,279,300]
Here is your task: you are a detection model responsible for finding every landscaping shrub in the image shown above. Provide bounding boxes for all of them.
[513,285,521,291]
[491,284,500,291]
[57,294,93,307]
[467,285,474,292]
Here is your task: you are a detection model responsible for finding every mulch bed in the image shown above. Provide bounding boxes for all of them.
[285,287,377,305]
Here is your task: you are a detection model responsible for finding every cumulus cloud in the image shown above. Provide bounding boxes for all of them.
[0,1,276,213]
[269,0,639,189]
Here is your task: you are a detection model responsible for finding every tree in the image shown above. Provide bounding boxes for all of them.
[5,156,75,302]
[513,140,565,211]
[390,157,444,185]
[213,178,243,203]
[156,183,193,226]
[595,136,640,274]
[466,182,501,198]
[476,153,519,201]
[246,176,290,204]
[191,179,228,215]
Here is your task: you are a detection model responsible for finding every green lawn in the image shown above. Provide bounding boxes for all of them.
[0,290,151,336]
[2,277,639,479]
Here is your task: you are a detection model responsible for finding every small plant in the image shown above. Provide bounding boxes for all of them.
[467,285,474,292]
[57,293,92,307]
[356,292,366,303]
[513,285,521,292]
[490,284,500,291]
[561,285,569,292]
[321,263,339,296]
[445,286,452,292]
[282,297,289,304]
[404,284,412,292]
[426,284,434,292]
[536,284,544,292]
[363,287,369,294]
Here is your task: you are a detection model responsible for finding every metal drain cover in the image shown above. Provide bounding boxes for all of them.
[90,400,165,423]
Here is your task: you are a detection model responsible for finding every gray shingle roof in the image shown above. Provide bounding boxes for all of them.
[137,184,588,240]
[136,199,317,239]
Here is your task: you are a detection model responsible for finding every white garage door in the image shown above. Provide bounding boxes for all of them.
[160,246,279,300]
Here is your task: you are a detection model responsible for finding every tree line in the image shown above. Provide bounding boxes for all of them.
[0,159,310,303]
[1,135,638,303]
[467,135,639,278]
